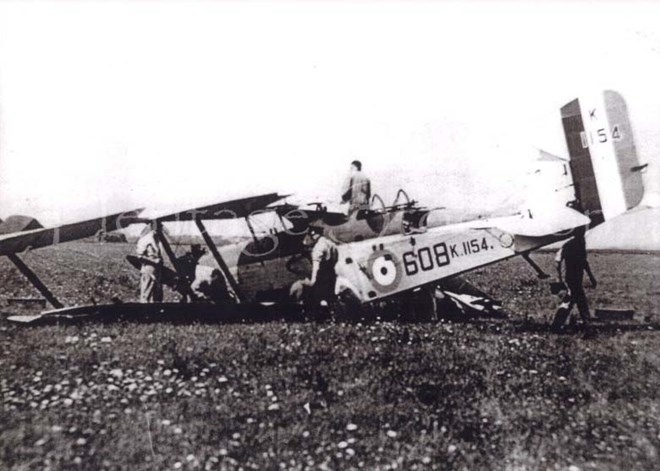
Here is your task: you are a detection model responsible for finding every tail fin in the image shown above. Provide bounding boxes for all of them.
[560,90,645,224]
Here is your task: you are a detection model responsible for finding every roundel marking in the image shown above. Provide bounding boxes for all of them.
[498,232,514,248]
[367,250,402,293]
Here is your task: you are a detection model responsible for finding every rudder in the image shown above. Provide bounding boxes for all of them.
[560,90,644,225]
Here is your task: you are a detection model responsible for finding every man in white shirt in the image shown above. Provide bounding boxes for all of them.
[300,225,339,305]
[136,222,163,303]
[190,264,232,303]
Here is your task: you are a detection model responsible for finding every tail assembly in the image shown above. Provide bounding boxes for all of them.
[560,90,645,225]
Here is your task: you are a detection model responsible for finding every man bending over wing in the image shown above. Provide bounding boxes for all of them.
[291,225,338,305]
[191,265,233,304]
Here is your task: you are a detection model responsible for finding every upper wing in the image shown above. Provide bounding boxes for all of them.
[0,193,289,255]
[141,193,289,222]
[0,209,142,256]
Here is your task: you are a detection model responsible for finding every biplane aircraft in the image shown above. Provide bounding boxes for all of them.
[2,152,592,324]
[16,89,658,323]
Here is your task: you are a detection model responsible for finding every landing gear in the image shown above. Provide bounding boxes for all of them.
[399,285,439,322]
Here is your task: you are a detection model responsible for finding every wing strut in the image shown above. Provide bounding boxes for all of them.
[7,254,64,309]
[522,253,550,279]
[194,217,244,302]
[154,223,198,301]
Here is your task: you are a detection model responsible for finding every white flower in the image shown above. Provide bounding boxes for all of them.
[109,369,123,379]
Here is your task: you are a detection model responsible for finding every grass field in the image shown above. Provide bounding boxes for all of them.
[1,243,659,470]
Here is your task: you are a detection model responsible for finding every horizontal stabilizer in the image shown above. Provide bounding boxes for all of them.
[495,207,590,237]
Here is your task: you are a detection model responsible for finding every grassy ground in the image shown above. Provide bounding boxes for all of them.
[1,243,659,470]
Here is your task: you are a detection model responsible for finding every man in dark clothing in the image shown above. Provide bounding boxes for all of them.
[175,244,206,302]
[551,225,597,330]
[341,160,371,214]
[177,245,206,285]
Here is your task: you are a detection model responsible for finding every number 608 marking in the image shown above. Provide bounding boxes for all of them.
[402,242,450,276]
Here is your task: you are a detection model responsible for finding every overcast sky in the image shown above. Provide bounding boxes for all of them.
[1,1,659,227]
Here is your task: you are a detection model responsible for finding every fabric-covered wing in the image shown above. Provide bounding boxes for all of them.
[0,209,142,256]
[142,193,289,222]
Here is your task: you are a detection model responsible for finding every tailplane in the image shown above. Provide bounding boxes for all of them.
[560,90,645,225]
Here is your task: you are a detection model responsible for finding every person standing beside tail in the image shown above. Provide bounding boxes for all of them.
[136,222,164,303]
[552,225,597,331]
[341,160,371,214]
